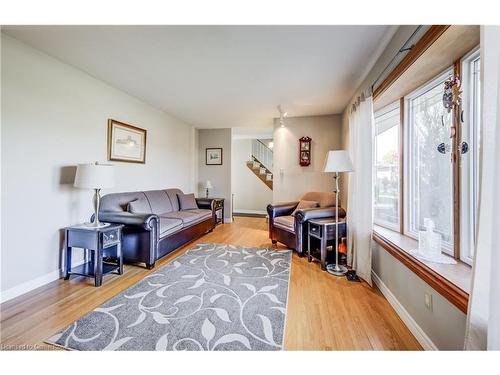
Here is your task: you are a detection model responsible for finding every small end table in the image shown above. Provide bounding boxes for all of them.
[307,218,347,271]
[64,223,124,287]
[197,197,225,225]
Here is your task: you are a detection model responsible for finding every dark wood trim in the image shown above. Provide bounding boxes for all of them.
[373,231,469,314]
[399,97,405,235]
[373,25,451,101]
[452,60,462,259]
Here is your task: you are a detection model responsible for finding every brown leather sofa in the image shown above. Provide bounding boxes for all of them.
[267,192,346,256]
[98,188,216,269]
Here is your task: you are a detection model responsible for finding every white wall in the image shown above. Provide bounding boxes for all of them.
[1,34,196,300]
[197,128,232,221]
[372,243,467,349]
[273,114,342,203]
[231,138,273,214]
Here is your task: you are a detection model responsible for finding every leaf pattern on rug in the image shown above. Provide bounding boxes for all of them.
[46,243,291,351]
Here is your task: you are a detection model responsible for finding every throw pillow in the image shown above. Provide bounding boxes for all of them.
[292,199,319,216]
[127,198,151,214]
[177,193,198,210]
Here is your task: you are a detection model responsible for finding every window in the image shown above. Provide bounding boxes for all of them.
[373,46,481,265]
[374,102,400,230]
[460,48,481,264]
[405,69,455,254]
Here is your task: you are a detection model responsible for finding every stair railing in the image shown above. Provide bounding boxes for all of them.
[251,139,273,173]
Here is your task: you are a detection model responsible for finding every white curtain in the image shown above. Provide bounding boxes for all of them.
[347,94,374,285]
[464,26,500,350]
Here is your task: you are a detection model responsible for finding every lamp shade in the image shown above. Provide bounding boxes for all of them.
[323,150,354,173]
[205,180,213,189]
[74,163,115,189]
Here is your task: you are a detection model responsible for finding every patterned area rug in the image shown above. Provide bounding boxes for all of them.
[47,243,292,351]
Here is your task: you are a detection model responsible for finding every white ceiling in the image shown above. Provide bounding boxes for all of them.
[3,25,397,128]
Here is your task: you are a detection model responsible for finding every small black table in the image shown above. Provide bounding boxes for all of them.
[307,218,347,271]
[197,197,225,225]
[64,223,124,287]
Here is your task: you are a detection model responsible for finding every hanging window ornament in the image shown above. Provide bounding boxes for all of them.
[461,141,469,154]
[442,75,462,113]
[437,142,451,154]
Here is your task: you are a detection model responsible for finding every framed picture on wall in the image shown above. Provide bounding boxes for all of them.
[107,119,147,163]
[206,148,223,165]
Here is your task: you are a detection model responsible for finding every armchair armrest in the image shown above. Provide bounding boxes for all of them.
[196,198,216,211]
[267,201,299,219]
[294,206,346,224]
[98,211,159,230]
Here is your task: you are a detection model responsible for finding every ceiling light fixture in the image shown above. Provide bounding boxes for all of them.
[277,105,288,127]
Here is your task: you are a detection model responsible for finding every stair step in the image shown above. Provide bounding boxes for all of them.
[246,159,273,191]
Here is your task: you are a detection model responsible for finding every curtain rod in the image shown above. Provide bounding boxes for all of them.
[371,25,423,92]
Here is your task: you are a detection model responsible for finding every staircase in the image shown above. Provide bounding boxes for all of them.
[246,139,273,190]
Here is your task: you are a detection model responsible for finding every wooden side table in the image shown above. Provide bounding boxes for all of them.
[307,218,347,271]
[197,197,225,225]
[64,223,124,287]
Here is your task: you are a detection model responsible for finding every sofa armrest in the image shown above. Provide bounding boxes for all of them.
[196,198,216,211]
[294,206,346,224]
[267,201,299,219]
[98,211,159,230]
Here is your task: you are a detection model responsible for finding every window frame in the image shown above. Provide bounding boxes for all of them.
[373,101,401,232]
[459,47,481,265]
[403,67,455,255]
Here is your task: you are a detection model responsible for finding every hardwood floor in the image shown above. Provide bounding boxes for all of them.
[0,217,421,350]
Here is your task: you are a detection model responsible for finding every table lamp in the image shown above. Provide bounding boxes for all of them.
[74,162,115,228]
[205,180,213,198]
[323,150,354,276]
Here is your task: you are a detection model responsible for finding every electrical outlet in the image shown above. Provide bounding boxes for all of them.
[425,292,433,312]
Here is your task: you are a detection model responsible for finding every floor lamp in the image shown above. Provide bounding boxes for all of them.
[323,150,354,276]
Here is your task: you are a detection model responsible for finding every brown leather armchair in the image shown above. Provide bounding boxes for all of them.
[267,192,346,256]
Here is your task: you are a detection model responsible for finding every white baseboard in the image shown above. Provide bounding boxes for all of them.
[0,259,86,304]
[372,271,438,350]
[223,218,233,224]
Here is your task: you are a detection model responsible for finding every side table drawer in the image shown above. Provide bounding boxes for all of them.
[67,231,98,249]
[102,229,120,248]
[325,222,347,238]
[309,222,322,236]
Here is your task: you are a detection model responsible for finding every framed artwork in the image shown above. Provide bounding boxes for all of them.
[206,148,223,165]
[107,119,147,164]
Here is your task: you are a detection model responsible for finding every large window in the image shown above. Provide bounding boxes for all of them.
[460,48,481,264]
[374,102,400,230]
[405,69,455,254]
[373,44,481,266]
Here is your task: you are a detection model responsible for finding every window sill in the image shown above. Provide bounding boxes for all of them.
[372,225,471,314]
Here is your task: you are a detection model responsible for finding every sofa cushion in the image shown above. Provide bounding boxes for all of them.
[144,190,174,214]
[301,191,336,207]
[273,215,295,233]
[127,198,152,214]
[101,192,147,212]
[159,217,183,237]
[177,193,198,210]
[165,188,183,212]
[292,199,319,216]
[161,209,212,226]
